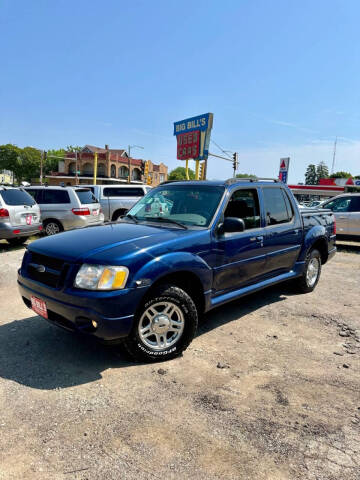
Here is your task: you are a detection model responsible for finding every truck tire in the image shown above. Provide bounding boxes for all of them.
[44,219,63,236]
[294,248,322,293]
[112,209,128,221]
[123,284,198,362]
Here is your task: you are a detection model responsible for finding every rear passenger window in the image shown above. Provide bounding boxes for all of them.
[41,189,71,204]
[103,187,144,197]
[282,190,294,221]
[75,189,98,204]
[349,196,360,212]
[224,189,260,229]
[263,188,292,225]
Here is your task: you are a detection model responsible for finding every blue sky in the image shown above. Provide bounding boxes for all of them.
[1,0,359,182]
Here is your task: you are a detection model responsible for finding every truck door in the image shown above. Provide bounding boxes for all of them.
[323,196,351,235]
[213,188,267,294]
[348,196,360,236]
[261,187,302,277]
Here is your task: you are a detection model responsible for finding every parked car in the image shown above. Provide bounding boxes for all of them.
[0,186,42,245]
[18,178,336,362]
[321,193,360,237]
[79,184,151,221]
[25,186,104,235]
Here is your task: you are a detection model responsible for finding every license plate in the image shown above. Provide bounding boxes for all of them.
[26,215,32,225]
[92,209,98,216]
[31,296,48,319]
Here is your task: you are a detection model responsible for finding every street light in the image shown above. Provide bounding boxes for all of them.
[127,145,144,183]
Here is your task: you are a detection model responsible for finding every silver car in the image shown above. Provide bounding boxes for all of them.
[79,184,151,221]
[0,186,42,245]
[322,193,360,237]
[25,186,104,235]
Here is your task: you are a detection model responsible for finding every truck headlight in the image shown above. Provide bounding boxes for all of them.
[74,264,129,290]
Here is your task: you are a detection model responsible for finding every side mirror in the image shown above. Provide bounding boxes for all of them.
[218,217,245,234]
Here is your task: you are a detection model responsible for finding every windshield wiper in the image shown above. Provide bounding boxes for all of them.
[146,217,188,230]
[121,214,138,223]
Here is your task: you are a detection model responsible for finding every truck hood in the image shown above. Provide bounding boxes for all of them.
[28,222,196,263]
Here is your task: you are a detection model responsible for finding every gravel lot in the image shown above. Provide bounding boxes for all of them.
[0,239,359,480]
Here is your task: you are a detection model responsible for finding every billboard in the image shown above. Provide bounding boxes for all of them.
[279,157,290,183]
[174,113,213,160]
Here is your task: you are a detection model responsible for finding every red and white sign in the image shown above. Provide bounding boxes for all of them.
[176,130,200,160]
[279,157,290,172]
[31,296,48,319]
[26,215,32,225]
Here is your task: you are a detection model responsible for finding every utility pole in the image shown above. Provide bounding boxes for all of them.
[331,136,337,175]
[127,145,144,183]
[75,151,79,185]
[40,150,44,185]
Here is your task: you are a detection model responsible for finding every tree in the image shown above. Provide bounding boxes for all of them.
[330,171,352,178]
[66,145,82,153]
[168,166,195,180]
[45,148,67,173]
[0,144,42,183]
[305,164,317,185]
[316,161,329,182]
[236,173,255,178]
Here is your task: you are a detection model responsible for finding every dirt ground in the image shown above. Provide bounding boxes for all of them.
[0,239,359,480]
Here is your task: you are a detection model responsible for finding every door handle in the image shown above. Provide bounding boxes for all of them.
[250,236,264,243]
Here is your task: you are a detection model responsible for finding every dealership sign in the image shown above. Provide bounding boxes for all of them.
[174,113,213,160]
[279,157,290,183]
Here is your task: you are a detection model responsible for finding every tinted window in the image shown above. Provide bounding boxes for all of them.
[349,196,360,212]
[25,189,41,202]
[103,187,144,197]
[224,189,260,229]
[282,190,294,220]
[75,189,98,204]
[263,187,291,225]
[0,189,36,206]
[323,197,351,212]
[41,189,71,204]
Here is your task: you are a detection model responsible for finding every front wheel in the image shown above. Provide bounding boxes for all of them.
[294,249,322,293]
[123,284,198,362]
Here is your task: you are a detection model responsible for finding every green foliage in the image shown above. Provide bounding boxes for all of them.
[330,171,352,178]
[45,148,67,173]
[316,161,329,180]
[66,145,82,152]
[0,144,41,183]
[305,164,317,185]
[236,173,255,178]
[168,166,196,181]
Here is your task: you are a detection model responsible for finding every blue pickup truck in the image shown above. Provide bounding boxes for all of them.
[18,178,336,362]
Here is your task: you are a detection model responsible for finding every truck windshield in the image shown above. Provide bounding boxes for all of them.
[0,189,36,206]
[127,185,225,227]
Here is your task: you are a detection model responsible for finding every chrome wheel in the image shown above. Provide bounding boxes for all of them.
[306,257,320,287]
[138,301,185,351]
[45,222,60,235]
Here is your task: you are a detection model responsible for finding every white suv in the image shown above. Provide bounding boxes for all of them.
[0,187,42,245]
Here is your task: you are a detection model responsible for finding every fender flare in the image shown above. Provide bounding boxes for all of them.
[129,251,213,292]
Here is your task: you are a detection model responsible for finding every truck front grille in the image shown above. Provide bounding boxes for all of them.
[26,252,70,289]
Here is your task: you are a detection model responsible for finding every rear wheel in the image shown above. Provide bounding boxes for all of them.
[294,248,322,293]
[123,284,198,362]
[7,237,27,246]
[112,209,128,221]
[44,220,63,236]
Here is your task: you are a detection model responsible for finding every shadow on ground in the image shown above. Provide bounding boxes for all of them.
[0,285,288,390]
[336,241,360,254]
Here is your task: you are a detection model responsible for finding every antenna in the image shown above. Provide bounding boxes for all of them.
[331,136,337,174]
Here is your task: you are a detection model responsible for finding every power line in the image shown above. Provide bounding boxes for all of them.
[210,139,233,160]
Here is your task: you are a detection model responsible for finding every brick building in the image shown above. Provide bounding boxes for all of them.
[46,145,168,187]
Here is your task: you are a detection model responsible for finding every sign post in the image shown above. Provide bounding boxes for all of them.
[279,157,290,183]
[173,113,213,180]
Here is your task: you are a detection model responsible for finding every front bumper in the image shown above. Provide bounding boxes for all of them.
[18,274,147,341]
[0,222,42,239]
